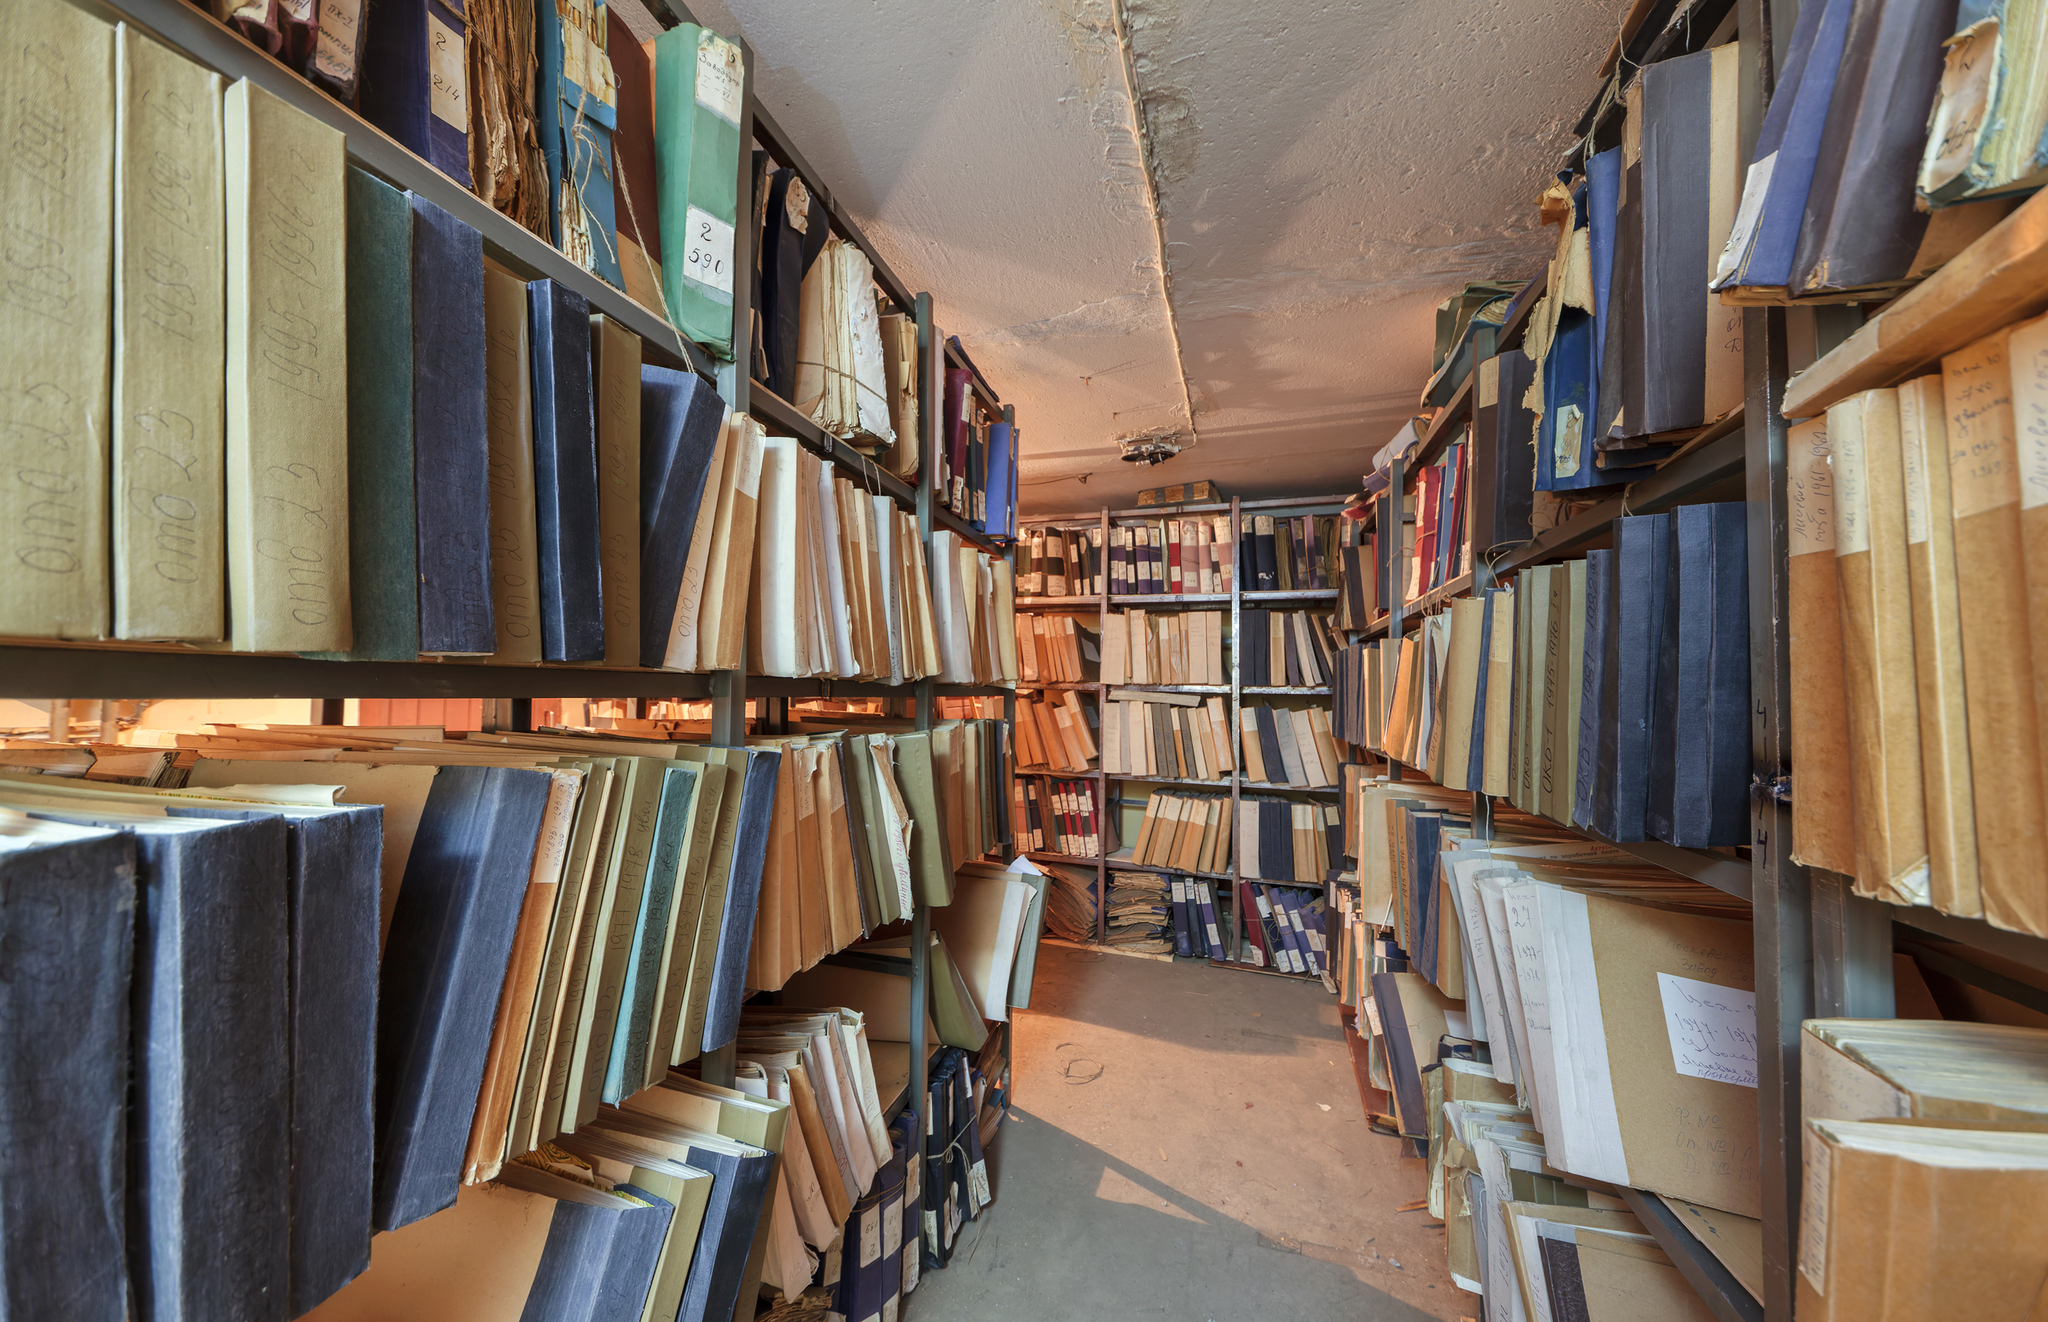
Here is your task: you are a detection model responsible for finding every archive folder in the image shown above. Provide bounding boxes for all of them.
[529,279,606,663]
[1648,503,1750,848]
[536,0,622,286]
[520,1183,674,1322]
[374,765,553,1230]
[409,193,496,655]
[0,0,113,640]
[114,27,225,642]
[226,79,352,653]
[639,365,726,667]
[358,0,472,186]
[0,818,135,1322]
[655,24,746,359]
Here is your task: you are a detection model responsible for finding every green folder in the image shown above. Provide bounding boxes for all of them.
[653,25,744,359]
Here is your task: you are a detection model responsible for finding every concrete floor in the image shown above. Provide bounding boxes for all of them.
[909,943,1473,1322]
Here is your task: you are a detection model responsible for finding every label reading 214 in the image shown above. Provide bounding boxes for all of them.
[683,205,734,297]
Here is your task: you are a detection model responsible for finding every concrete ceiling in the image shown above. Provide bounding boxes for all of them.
[662,0,1620,511]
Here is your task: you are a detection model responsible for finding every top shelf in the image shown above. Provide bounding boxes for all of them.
[113,0,717,381]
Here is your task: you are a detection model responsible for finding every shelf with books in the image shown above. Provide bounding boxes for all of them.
[746,382,920,510]
[109,0,715,380]
[1241,588,1341,602]
[1406,373,1476,477]
[1110,773,1232,790]
[1014,597,1106,611]
[1103,851,1234,885]
[1889,905,2048,978]
[1017,766,1102,780]
[1237,781,1343,796]
[1782,188,2048,417]
[1241,686,1333,696]
[1017,681,1104,691]
[1022,848,1102,865]
[751,102,918,314]
[1109,593,1232,606]
[932,503,1010,557]
[1116,684,1231,695]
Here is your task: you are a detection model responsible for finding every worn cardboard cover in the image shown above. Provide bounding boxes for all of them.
[1786,416,1858,874]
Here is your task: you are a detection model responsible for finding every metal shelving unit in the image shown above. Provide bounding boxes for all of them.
[1349,4,2048,1319]
[1017,494,1348,973]
[18,0,1023,1142]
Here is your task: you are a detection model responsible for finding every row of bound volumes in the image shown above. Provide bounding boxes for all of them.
[1012,777,1103,859]
[1789,313,2048,937]
[1101,690,1234,782]
[1100,608,1228,686]
[1015,692,1098,773]
[1107,516,1235,595]
[1126,790,1234,877]
[1167,876,1228,960]
[1236,796,1342,884]
[1407,439,1470,598]
[928,530,1021,685]
[1237,609,1341,688]
[1239,514,1341,591]
[1017,614,1099,683]
[1237,704,1342,789]
[1018,526,1103,598]
[940,343,1018,537]
[1238,883,1327,976]
[1035,859,1102,943]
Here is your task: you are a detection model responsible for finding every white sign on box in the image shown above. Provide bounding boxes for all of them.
[1656,972,1759,1089]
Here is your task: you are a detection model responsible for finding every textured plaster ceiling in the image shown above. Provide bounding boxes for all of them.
[669,0,1620,510]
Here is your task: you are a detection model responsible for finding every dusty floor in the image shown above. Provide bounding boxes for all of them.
[910,942,1471,1322]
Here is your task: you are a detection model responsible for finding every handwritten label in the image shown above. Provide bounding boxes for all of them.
[682,205,733,296]
[1902,399,1932,545]
[1921,19,1997,195]
[859,1204,880,1266]
[2008,315,2048,510]
[882,1195,902,1258]
[427,11,466,129]
[1787,418,1834,555]
[1946,339,2018,518]
[1553,403,1582,478]
[310,0,363,91]
[1832,411,1869,556]
[1656,972,1758,1088]
[1712,152,1775,289]
[1478,354,1499,409]
[695,32,744,124]
[1797,1124,1831,1293]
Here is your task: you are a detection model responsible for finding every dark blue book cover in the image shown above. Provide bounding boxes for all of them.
[1649,503,1751,847]
[638,365,726,667]
[700,749,782,1054]
[604,764,697,1101]
[1595,516,1671,842]
[409,193,496,655]
[373,766,552,1231]
[520,1183,673,1322]
[528,279,606,662]
[1738,0,1858,288]
[358,0,471,186]
[1575,549,1614,830]
[0,824,135,1322]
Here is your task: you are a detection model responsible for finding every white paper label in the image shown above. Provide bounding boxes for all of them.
[681,205,735,296]
[1553,403,1583,478]
[695,32,744,122]
[906,1153,921,1189]
[1479,354,1500,409]
[922,1208,938,1249]
[882,1196,903,1258]
[1903,412,1931,545]
[1656,973,1759,1088]
[426,11,466,129]
[969,1159,991,1208]
[860,1206,881,1267]
[903,1244,920,1293]
[1204,922,1221,948]
[1798,1125,1831,1293]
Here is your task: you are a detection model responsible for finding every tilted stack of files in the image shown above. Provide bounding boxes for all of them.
[1099,607,1229,686]
[1103,690,1233,781]
[1019,525,1103,597]
[1017,614,1100,683]
[1402,438,1469,597]
[1237,882,1327,976]
[1335,515,1383,627]
[1235,609,1340,688]
[1103,871,1173,954]
[930,530,1022,684]
[1109,514,1236,594]
[921,1046,994,1270]
[1238,703,1342,788]
[1237,512,1340,591]
[1711,0,2018,303]
[1122,790,1232,877]
[1014,692,1097,773]
[748,434,943,682]
[938,340,1016,536]
[1036,860,1102,943]
[1788,328,2048,936]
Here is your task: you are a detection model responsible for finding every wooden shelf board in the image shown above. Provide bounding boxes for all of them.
[1783,187,2048,418]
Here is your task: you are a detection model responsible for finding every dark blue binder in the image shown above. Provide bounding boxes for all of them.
[528,279,606,663]
[1736,0,1858,289]
[373,766,553,1231]
[700,749,782,1053]
[520,1184,673,1322]
[536,0,623,287]
[0,825,134,1322]
[638,365,726,667]
[1574,550,1613,830]
[409,193,495,655]
[358,0,471,186]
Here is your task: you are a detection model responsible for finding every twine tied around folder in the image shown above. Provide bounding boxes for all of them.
[567,77,697,370]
